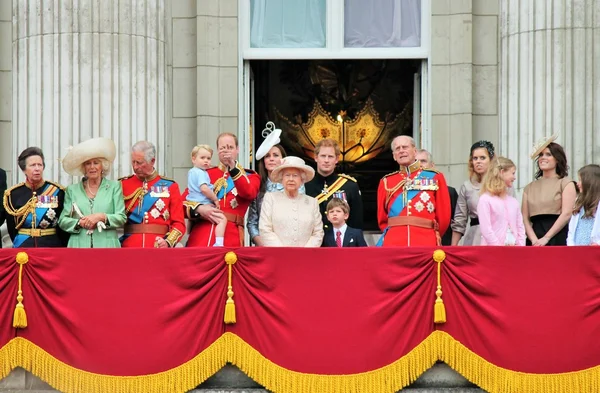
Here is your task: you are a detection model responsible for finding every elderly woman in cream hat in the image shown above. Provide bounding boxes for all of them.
[58,137,127,248]
[259,156,323,247]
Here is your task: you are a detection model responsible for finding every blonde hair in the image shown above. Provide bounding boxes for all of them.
[480,156,515,196]
[191,144,213,159]
[80,158,111,178]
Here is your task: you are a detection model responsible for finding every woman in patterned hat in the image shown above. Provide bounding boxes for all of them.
[522,135,576,246]
[3,147,68,247]
[259,156,323,247]
[58,137,127,248]
[452,140,515,245]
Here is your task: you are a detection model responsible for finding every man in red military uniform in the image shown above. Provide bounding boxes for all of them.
[377,135,451,246]
[120,141,186,248]
[184,133,260,247]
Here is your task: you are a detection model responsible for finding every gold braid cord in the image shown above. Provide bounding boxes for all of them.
[433,250,446,324]
[123,188,144,214]
[13,252,29,328]
[383,177,406,211]
[224,252,238,324]
[3,190,37,231]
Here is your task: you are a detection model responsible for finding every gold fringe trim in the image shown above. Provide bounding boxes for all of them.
[2,331,600,393]
[0,337,226,393]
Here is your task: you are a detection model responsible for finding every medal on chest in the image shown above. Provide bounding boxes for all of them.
[150,185,170,198]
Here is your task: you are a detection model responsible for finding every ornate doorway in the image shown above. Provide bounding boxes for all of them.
[250,59,421,231]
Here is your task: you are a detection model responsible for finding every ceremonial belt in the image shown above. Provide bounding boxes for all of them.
[387,216,441,246]
[124,224,169,235]
[316,177,347,204]
[388,216,436,229]
[224,213,244,226]
[18,228,57,237]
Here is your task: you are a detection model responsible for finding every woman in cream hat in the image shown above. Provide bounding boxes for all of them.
[247,122,305,246]
[259,156,323,247]
[58,137,127,248]
[522,134,576,246]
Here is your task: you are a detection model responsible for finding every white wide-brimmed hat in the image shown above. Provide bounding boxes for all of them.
[530,133,558,159]
[271,156,315,183]
[62,137,117,176]
[255,121,282,160]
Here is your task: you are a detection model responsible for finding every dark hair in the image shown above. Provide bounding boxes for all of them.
[468,140,495,182]
[470,140,495,159]
[257,144,287,195]
[573,164,600,218]
[535,142,569,179]
[18,147,45,171]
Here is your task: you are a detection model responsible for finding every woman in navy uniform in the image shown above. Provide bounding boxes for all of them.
[3,147,68,247]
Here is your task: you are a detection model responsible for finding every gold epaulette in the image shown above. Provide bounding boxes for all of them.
[4,182,25,196]
[46,180,65,190]
[339,174,357,182]
[382,171,399,179]
[118,174,134,181]
[159,175,176,182]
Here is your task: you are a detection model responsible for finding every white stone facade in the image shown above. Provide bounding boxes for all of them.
[0,0,598,189]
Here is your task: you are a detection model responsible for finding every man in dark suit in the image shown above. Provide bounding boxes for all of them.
[321,198,368,247]
[416,150,458,246]
[0,168,7,248]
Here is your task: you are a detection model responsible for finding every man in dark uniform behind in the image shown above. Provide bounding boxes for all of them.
[305,138,363,230]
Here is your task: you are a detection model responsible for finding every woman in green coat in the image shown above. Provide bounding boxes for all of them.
[58,138,127,248]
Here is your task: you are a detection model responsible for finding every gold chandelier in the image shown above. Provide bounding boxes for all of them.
[275,98,408,164]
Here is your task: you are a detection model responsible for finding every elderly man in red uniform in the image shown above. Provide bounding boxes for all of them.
[184,133,261,247]
[120,141,186,248]
[377,135,451,246]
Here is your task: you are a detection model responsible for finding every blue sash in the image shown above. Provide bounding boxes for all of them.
[13,184,61,247]
[376,171,436,247]
[120,179,174,244]
[216,176,235,200]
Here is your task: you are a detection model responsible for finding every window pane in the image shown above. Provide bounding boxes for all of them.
[344,0,421,48]
[250,0,326,48]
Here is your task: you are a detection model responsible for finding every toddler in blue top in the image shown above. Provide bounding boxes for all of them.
[187,145,226,246]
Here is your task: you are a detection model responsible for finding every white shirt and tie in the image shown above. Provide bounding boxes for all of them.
[334,224,347,247]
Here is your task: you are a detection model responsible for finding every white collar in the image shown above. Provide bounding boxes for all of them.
[333,224,348,236]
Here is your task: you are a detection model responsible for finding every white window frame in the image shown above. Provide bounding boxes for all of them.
[239,0,430,60]
[237,0,431,167]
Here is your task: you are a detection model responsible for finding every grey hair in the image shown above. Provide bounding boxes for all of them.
[391,135,416,150]
[80,158,111,178]
[132,141,156,163]
[417,149,433,163]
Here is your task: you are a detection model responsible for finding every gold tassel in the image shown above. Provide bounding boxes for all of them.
[432,249,446,324]
[224,252,238,324]
[13,252,29,329]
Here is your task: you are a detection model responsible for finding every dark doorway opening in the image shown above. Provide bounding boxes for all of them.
[251,59,421,231]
